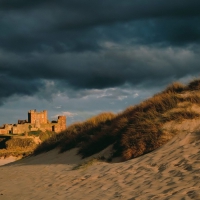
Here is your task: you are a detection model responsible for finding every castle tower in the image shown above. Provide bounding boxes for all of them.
[28,110,48,124]
[57,116,67,131]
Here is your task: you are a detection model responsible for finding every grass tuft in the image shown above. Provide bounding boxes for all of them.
[187,79,200,90]
[164,82,185,93]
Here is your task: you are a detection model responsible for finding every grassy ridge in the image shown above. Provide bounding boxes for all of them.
[5,138,36,150]
[34,112,115,155]
[34,79,200,161]
[0,137,37,158]
[0,130,56,158]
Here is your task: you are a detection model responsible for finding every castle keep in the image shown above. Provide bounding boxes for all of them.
[0,110,66,134]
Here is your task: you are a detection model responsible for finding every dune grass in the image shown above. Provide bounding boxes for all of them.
[5,138,36,150]
[187,79,200,90]
[0,137,37,158]
[33,79,200,161]
[161,110,200,123]
[163,82,185,93]
[34,112,115,155]
[0,149,33,158]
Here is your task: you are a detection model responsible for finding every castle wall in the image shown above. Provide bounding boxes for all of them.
[57,116,67,131]
[0,110,67,135]
[12,123,31,134]
[0,129,8,134]
[0,124,13,134]
[28,110,47,124]
[40,124,54,132]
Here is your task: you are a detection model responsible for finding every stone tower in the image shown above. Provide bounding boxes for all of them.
[57,116,67,131]
[28,110,48,124]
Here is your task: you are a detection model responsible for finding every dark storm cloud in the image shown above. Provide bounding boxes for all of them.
[1,46,200,95]
[0,0,200,53]
[0,74,43,105]
[1,0,200,18]
[0,0,200,103]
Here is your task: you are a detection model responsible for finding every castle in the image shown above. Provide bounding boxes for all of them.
[0,110,66,135]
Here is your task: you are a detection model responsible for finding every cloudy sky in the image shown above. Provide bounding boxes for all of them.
[0,0,200,125]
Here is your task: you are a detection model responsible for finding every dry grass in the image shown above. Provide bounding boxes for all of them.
[161,110,200,123]
[33,78,200,161]
[5,138,36,150]
[28,130,56,142]
[187,79,200,90]
[33,133,64,155]
[34,112,115,155]
[0,149,33,158]
[163,82,186,93]
[0,137,37,158]
[183,94,200,104]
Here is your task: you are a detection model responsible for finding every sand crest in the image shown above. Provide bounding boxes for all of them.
[0,131,200,200]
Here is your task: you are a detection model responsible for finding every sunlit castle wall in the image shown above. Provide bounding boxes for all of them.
[57,116,67,131]
[28,110,48,124]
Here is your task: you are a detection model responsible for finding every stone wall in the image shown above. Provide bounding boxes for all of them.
[0,110,67,135]
[28,110,48,124]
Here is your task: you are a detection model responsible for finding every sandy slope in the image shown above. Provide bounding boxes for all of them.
[0,156,19,166]
[0,131,200,200]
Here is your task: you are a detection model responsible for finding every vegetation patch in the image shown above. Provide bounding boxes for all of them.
[0,137,37,158]
[161,111,200,123]
[0,149,33,158]
[28,130,56,142]
[34,133,63,155]
[34,112,115,155]
[187,79,200,90]
[164,82,186,93]
[5,138,36,150]
[33,78,200,161]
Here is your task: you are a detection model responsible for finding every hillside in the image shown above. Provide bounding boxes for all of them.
[34,79,200,161]
[0,131,56,159]
[1,124,200,199]
[1,79,200,199]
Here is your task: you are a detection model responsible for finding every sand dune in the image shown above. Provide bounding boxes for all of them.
[0,156,19,167]
[0,131,200,200]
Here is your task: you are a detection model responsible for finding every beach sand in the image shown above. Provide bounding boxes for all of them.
[0,131,200,200]
[0,156,20,167]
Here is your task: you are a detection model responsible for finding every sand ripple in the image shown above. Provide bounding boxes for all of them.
[0,132,200,200]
